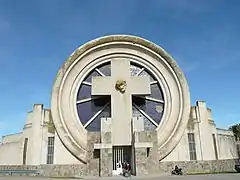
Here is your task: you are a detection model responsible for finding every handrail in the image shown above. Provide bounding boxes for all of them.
[0,169,40,176]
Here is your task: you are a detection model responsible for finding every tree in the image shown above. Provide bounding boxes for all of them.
[229,123,240,141]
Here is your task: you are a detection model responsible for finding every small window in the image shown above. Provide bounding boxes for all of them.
[47,137,55,164]
[188,133,197,160]
[237,144,240,158]
[93,149,100,159]
[147,148,150,157]
[212,134,218,160]
[23,138,28,165]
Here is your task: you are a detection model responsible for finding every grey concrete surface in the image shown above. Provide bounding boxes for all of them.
[0,173,239,180]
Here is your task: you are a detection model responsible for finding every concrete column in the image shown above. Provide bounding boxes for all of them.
[99,118,113,176]
[27,104,44,165]
[100,147,112,177]
[195,101,216,160]
[100,131,112,177]
[135,147,148,175]
[133,131,154,176]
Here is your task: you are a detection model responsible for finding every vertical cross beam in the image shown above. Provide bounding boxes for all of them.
[92,58,151,145]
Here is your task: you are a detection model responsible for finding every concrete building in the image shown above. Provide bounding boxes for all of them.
[0,35,239,177]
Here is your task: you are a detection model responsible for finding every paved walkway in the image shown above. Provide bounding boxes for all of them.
[0,173,239,180]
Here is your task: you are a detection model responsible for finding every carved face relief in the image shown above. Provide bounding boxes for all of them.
[115,80,127,93]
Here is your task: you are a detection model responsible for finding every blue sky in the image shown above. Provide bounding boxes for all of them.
[0,0,239,137]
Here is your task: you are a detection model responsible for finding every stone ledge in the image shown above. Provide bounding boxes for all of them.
[0,164,87,177]
[159,159,239,174]
[135,142,153,148]
[94,143,112,149]
[0,159,238,177]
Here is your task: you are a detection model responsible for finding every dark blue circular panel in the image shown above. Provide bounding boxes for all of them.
[76,61,164,131]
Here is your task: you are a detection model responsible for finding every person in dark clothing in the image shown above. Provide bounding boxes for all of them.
[171,165,183,175]
[122,161,132,177]
[127,163,131,178]
[122,161,127,170]
[175,165,179,171]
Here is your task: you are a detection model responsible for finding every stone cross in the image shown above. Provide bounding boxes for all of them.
[92,58,151,145]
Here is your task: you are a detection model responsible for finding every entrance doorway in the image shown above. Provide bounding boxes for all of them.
[112,146,133,175]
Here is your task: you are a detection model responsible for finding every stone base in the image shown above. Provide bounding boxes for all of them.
[135,147,148,175]
[0,164,86,177]
[1,132,237,177]
[87,132,101,176]
[99,131,112,177]
[100,148,112,177]
[159,159,239,174]
[0,159,238,177]
[134,131,159,176]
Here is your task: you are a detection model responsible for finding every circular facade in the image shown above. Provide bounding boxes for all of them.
[51,35,191,163]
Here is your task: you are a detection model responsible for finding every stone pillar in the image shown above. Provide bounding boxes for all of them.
[100,132,112,177]
[100,146,112,177]
[28,104,44,165]
[99,118,112,177]
[132,117,144,132]
[131,117,144,175]
[135,147,148,175]
[133,131,153,176]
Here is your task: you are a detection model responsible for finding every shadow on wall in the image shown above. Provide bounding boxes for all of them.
[237,143,240,159]
[187,109,195,131]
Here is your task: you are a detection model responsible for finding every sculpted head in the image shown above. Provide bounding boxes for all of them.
[115,80,127,93]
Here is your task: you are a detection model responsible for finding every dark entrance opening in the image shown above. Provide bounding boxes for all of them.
[112,146,133,171]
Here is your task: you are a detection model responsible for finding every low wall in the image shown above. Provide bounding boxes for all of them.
[0,159,238,177]
[0,164,87,177]
[159,159,239,174]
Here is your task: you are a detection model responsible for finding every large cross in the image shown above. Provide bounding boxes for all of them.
[92,58,151,145]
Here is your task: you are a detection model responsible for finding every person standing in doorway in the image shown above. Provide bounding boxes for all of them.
[122,161,127,176]
[127,163,132,178]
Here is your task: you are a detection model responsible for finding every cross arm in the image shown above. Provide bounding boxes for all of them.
[92,76,112,95]
[130,76,151,95]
